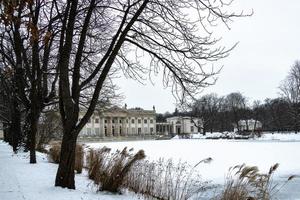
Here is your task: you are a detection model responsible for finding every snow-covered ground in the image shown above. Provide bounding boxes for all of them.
[0,141,138,200]
[86,134,300,199]
[258,132,300,141]
[1,133,300,200]
[174,132,300,141]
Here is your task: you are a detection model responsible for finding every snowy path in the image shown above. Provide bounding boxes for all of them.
[0,143,25,200]
[0,141,138,200]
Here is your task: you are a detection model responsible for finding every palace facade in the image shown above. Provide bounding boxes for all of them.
[79,106,156,137]
[157,116,203,135]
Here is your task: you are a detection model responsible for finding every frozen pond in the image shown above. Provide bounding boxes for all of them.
[85,138,300,199]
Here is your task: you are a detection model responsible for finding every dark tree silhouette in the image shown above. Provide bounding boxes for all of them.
[0,1,60,163]
[53,0,247,189]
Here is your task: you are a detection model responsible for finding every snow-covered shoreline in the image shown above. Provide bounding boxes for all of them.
[1,134,300,200]
[171,132,300,142]
[0,140,139,200]
[86,136,300,199]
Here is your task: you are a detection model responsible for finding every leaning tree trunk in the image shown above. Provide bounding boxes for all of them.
[55,125,78,189]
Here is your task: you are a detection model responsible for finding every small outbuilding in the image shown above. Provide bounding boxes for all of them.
[233,119,262,133]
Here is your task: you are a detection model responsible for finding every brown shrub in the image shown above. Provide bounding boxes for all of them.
[48,142,84,174]
[215,163,296,200]
[48,142,61,163]
[87,147,146,193]
[74,144,84,173]
[101,148,145,192]
[86,147,111,184]
[124,158,212,200]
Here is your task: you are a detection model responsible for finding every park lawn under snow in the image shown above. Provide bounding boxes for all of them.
[0,141,139,200]
[86,133,300,199]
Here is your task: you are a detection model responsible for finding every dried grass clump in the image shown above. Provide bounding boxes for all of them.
[87,147,146,193]
[47,142,84,174]
[216,163,296,200]
[86,147,111,184]
[48,142,61,163]
[124,158,213,200]
[74,144,84,173]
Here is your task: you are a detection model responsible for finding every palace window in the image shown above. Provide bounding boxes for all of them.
[131,119,135,123]
[150,128,154,134]
[87,128,92,135]
[191,126,194,132]
[144,119,147,123]
[150,119,153,123]
[119,119,122,123]
[95,118,99,123]
[138,119,141,124]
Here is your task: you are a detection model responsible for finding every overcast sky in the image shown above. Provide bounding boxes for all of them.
[115,0,300,113]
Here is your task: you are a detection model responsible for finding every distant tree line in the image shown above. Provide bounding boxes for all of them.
[157,61,300,134]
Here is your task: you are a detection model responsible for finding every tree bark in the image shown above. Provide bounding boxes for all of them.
[29,122,37,163]
[28,107,40,164]
[55,127,78,189]
[11,100,21,153]
[3,127,8,142]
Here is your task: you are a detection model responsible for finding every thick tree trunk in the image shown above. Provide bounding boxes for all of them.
[28,108,40,164]
[203,126,206,135]
[3,129,8,142]
[55,126,78,189]
[3,123,9,143]
[11,100,21,152]
[29,121,37,163]
[8,125,13,146]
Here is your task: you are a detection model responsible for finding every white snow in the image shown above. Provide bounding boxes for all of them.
[0,141,138,200]
[258,132,300,141]
[1,132,300,200]
[86,135,300,199]
[173,132,300,141]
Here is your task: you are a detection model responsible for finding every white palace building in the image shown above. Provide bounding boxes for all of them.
[79,105,156,138]
[78,105,203,139]
[157,116,203,136]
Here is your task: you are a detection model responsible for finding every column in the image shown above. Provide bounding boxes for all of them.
[100,117,105,137]
[108,117,112,137]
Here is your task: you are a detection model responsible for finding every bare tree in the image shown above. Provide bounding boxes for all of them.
[54,0,247,189]
[192,93,221,134]
[225,92,248,132]
[0,66,22,152]
[0,1,60,163]
[0,0,247,189]
[279,61,300,133]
